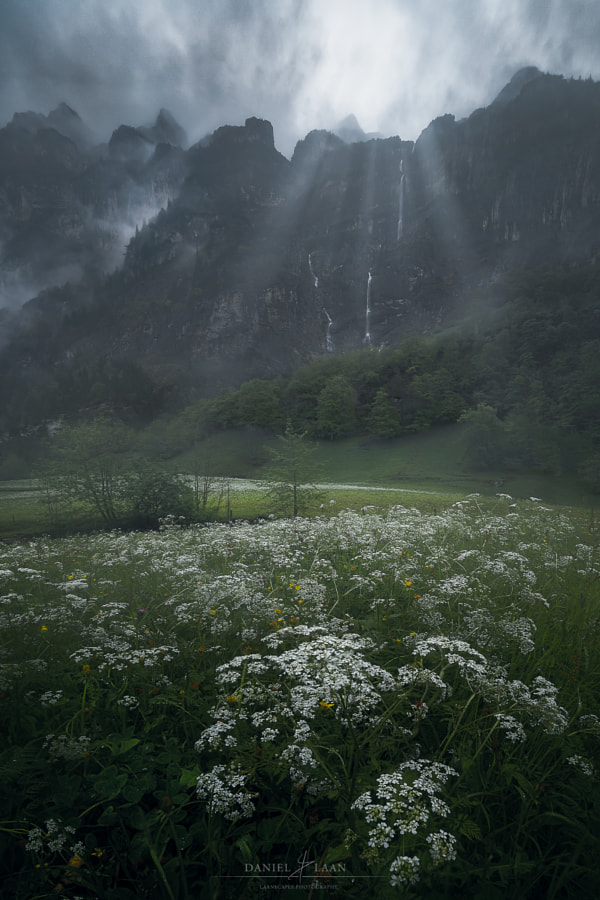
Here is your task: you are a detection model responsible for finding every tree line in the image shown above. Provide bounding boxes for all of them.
[139,262,600,482]
[4,261,600,490]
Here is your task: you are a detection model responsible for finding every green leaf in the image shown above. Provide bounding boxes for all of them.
[129,830,151,864]
[122,782,146,804]
[459,818,482,841]
[126,805,149,831]
[179,766,200,789]
[92,765,128,800]
[105,728,141,757]
[323,843,350,865]
[97,805,119,826]
[111,737,140,756]
[173,824,192,851]
[236,835,254,864]
[512,771,533,794]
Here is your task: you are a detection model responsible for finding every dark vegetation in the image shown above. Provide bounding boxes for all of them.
[3,262,600,506]
[160,261,600,478]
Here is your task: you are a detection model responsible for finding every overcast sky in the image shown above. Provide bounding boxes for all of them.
[1,0,599,157]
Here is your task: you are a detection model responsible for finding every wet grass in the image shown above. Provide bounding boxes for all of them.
[1,424,596,539]
[1,499,599,897]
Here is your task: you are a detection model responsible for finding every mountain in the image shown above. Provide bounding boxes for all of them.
[491,66,543,106]
[0,105,187,314]
[2,70,600,430]
[334,114,384,143]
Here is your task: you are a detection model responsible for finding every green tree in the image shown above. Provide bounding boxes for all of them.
[40,418,195,529]
[125,464,195,528]
[314,375,357,440]
[264,421,322,517]
[410,368,466,429]
[368,388,400,438]
[459,403,507,470]
[236,379,284,430]
[44,418,134,526]
[579,452,600,490]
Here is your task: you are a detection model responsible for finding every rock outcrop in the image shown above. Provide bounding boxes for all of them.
[3,70,600,424]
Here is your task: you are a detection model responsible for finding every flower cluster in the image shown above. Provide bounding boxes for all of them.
[43,734,92,760]
[196,764,257,821]
[26,819,83,857]
[0,495,596,894]
[351,760,457,886]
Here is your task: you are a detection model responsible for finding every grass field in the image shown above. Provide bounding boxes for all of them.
[1,495,599,898]
[1,424,596,538]
[177,423,597,507]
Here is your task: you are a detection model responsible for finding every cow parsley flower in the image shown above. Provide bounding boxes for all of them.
[567,755,595,777]
[196,764,256,821]
[494,714,527,742]
[352,759,457,883]
[44,734,92,760]
[426,830,457,864]
[389,854,420,886]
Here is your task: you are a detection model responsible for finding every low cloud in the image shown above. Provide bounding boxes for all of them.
[0,0,599,156]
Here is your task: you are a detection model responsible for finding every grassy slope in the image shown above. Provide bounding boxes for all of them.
[179,423,592,506]
[1,424,596,538]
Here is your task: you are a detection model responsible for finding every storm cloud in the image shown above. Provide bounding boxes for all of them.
[0,0,599,155]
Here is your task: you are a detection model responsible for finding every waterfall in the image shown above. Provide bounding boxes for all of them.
[323,307,334,352]
[308,253,318,288]
[310,253,333,351]
[397,160,405,241]
[363,270,372,345]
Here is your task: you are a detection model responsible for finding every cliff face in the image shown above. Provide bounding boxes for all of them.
[3,70,600,423]
[409,72,600,268]
[0,106,187,309]
[106,73,600,387]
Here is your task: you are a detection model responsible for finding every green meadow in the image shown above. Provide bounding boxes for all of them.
[1,424,594,538]
[1,486,599,898]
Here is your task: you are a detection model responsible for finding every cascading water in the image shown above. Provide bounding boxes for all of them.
[397,159,405,241]
[323,307,334,352]
[309,252,334,351]
[363,270,372,345]
[308,252,319,288]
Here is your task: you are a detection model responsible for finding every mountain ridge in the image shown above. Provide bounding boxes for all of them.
[2,69,600,430]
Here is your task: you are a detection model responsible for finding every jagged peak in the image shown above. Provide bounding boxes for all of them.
[333,113,385,144]
[139,109,188,149]
[492,66,544,106]
[197,117,275,152]
[48,102,81,121]
[9,103,93,148]
[335,113,365,141]
[108,124,154,162]
[291,129,344,166]
[243,117,275,146]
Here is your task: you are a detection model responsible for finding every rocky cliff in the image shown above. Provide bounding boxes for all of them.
[3,68,600,425]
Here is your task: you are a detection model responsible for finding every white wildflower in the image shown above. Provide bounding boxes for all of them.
[389,854,420,886]
[196,764,256,821]
[426,830,457,864]
[566,755,595,777]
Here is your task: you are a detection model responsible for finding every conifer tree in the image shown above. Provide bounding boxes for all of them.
[264,421,322,517]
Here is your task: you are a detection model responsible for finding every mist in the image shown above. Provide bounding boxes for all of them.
[1,0,599,156]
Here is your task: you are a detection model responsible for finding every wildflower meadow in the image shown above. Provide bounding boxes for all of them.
[1,495,599,898]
